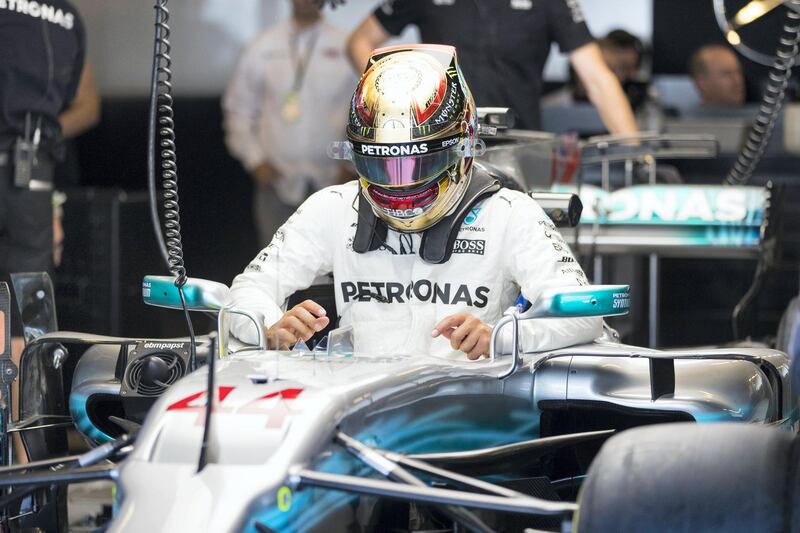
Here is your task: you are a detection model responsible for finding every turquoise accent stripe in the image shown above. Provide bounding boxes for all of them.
[547,285,630,317]
[69,393,114,445]
[142,276,198,309]
[242,401,540,532]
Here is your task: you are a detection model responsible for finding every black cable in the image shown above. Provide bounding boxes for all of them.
[178,288,197,372]
[147,0,197,375]
[731,183,781,340]
[149,0,186,280]
[146,0,204,467]
[726,2,800,185]
[147,3,170,268]
[732,257,768,340]
[197,332,216,473]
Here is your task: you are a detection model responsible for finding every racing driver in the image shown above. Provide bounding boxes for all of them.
[228,45,601,359]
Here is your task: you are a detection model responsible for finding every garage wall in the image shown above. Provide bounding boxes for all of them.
[72,0,418,96]
[73,0,652,96]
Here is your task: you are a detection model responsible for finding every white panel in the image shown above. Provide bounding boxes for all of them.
[74,0,273,96]
[74,0,417,96]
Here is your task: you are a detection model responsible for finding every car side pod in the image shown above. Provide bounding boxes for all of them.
[489,285,631,379]
[141,275,267,353]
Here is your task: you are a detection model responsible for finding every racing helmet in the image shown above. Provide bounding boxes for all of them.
[331,45,484,233]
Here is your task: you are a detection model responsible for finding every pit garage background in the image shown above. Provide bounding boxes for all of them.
[53,0,800,348]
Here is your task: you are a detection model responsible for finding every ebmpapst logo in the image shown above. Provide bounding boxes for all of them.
[143,342,185,350]
[463,207,481,226]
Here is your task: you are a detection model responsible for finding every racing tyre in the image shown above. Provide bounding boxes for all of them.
[576,423,800,533]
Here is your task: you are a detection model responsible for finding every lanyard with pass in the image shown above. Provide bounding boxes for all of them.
[282,27,320,122]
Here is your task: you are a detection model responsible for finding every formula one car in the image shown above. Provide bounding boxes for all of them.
[3,114,789,533]
[2,1,794,528]
[2,271,791,533]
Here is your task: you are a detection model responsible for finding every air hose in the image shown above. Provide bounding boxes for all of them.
[728,2,798,339]
[147,0,186,281]
[726,1,800,185]
[147,0,197,371]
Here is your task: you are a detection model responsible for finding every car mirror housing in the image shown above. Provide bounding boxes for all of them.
[492,284,630,380]
[142,275,229,312]
[142,276,267,353]
[521,285,630,321]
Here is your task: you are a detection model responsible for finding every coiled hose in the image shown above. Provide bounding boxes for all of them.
[147,0,196,370]
[726,1,800,185]
[147,0,186,283]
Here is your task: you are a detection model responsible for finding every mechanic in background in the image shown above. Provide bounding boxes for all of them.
[0,0,99,459]
[346,0,638,135]
[689,44,746,107]
[223,0,356,248]
[228,45,602,359]
[544,29,647,112]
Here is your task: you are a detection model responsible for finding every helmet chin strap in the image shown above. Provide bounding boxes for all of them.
[352,163,501,264]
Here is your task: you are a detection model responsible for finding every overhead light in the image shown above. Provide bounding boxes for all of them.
[727,30,742,46]
[732,0,783,28]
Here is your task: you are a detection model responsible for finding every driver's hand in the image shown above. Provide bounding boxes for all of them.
[432,313,492,360]
[266,300,330,350]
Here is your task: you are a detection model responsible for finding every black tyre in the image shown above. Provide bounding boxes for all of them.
[576,423,800,532]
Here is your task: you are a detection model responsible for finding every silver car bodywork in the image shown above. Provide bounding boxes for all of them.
[61,332,790,532]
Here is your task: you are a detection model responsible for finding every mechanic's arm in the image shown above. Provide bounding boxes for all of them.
[569,42,638,136]
[507,195,602,352]
[226,190,335,346]
[59,63,100,139]
[347,14,390,72]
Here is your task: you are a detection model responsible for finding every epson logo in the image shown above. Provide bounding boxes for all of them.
[452,239,485,255]
[441,137,459,148]
[143,342,185,350]
[361,143,428,156]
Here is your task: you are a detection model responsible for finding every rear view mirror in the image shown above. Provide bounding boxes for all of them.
[521,285,630,321]
[528,192,583,228]
[142,276,229,311]
[143,276,267,353]
[476,107,516,132]
[10,272,58,343]
[492,284,630,379]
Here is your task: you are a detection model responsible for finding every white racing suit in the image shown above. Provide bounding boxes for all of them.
[228,180,602,358]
